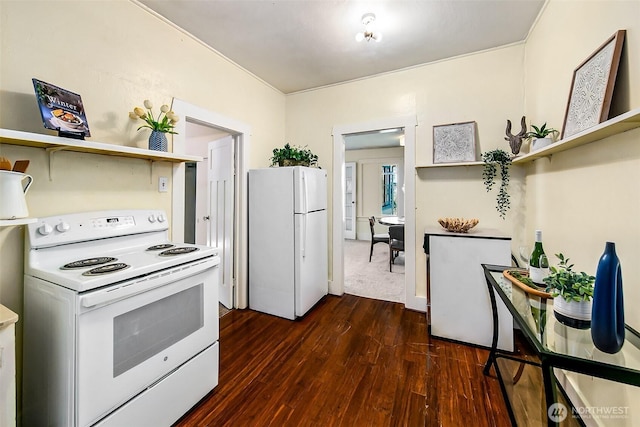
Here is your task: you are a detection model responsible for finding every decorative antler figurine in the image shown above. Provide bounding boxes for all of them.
[504,116,527,155]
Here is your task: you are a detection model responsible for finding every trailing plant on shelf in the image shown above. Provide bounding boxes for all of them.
[543,253,595,302]
[482,149,511,219]
[270,143,318,167]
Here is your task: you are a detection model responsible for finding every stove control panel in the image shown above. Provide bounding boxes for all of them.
[38,223,53,236]
[56,222,70,233]
[148,213,166,223]
[27,210,170,249]
[91,215,136,229]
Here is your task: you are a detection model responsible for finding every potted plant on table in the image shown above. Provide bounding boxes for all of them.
[270,143,318,167]
[481,149,511,219]
[543,253,595,328]
[525,123,558,152]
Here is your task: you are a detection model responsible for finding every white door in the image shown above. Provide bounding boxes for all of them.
[344,162,356,239]
[208,136,235,309]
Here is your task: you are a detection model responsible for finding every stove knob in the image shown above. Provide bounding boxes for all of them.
[56,222,70,233]
[148,215,156,223]
[157,214,166,223]
[38,223,53,236]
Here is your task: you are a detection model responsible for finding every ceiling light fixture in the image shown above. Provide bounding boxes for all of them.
[355,13,382,42]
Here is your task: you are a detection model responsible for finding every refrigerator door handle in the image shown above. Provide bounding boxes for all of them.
[302,214,307,258]
[302,170,308,214]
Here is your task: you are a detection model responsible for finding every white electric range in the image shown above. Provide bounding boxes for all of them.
[22,209,220,427]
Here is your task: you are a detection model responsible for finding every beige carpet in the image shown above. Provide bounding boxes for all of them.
[343,239,405,303]
[219,303,231,318]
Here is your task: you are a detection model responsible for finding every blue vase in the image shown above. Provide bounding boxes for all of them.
[149,131,168,151]
[591,242,625,353]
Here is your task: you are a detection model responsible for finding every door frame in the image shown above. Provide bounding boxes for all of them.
[332,116,425,312]
[171,98,251,309]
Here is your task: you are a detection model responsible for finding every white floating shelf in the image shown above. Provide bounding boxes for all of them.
[416,161,483,169]
[0,128,202,163]
[0,218,37,227]
[513,108,640,164]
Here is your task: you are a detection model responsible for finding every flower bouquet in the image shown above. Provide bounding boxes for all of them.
[129,100,180,151]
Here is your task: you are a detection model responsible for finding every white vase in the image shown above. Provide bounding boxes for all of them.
[554,297,592,325]
[532,137,553,151]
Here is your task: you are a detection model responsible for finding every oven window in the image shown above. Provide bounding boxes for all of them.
[113,284,204,377]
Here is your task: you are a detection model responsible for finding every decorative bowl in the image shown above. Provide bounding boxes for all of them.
[437,217,479,233]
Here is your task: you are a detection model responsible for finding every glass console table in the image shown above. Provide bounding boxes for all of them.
[482,264,640,426]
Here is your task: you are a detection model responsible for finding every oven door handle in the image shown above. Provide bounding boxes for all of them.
[81,257,219,308]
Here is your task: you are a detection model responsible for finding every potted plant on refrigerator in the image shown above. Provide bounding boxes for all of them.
[270,143,318,167]
[525,123,558,152]
[543,253,595,329]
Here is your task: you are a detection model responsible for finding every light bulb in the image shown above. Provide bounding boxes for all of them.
[355,32,365,42]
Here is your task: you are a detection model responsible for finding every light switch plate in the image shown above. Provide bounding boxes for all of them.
[159,177,168,193]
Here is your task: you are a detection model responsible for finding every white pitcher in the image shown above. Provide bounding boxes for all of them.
[0,170,33,219]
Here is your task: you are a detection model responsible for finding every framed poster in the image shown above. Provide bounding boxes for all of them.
[433,121,477,163]
[561,30,625,139]
[32,78,91,137]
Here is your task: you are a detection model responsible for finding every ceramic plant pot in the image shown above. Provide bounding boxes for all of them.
[553,297,592,329]
[149,131,168,151]
[532,137,553,151]
[278,159,309,167]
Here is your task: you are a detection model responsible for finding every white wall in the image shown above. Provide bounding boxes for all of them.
[287,44,526,298]
[523,0,640,331]
[0,1,285,298]
[0,1,286,407]
[286,1,639,321]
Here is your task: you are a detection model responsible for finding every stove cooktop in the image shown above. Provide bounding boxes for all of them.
[28,240,217,292]
[25,209,219,292]
[61,257,118,270]
[82,263,130,276]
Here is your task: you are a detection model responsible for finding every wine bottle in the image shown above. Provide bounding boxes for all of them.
[529,230,549,285]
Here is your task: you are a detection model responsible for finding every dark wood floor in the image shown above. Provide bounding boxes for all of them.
[175,294,515,427]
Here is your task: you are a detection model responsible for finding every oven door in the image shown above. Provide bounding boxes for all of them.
[76,261,219,427]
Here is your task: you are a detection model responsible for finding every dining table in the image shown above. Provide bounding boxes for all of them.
[378,216,405,226]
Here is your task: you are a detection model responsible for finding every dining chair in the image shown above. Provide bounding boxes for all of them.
[389,225,405,272]
[369,216,389,262]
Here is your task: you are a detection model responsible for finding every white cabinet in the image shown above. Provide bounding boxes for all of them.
[0,305,18,427]
[426,228,513,351]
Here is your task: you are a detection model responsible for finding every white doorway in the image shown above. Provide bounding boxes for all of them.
[332,116,425,312]
[170,99,251,309]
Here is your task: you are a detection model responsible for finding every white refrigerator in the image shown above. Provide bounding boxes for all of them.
[249,166,328,320]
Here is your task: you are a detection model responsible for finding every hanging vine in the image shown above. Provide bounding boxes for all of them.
[482,149,511,219]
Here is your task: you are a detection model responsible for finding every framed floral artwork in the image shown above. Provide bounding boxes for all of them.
[561,30,626,139]
[433,121,477,164]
